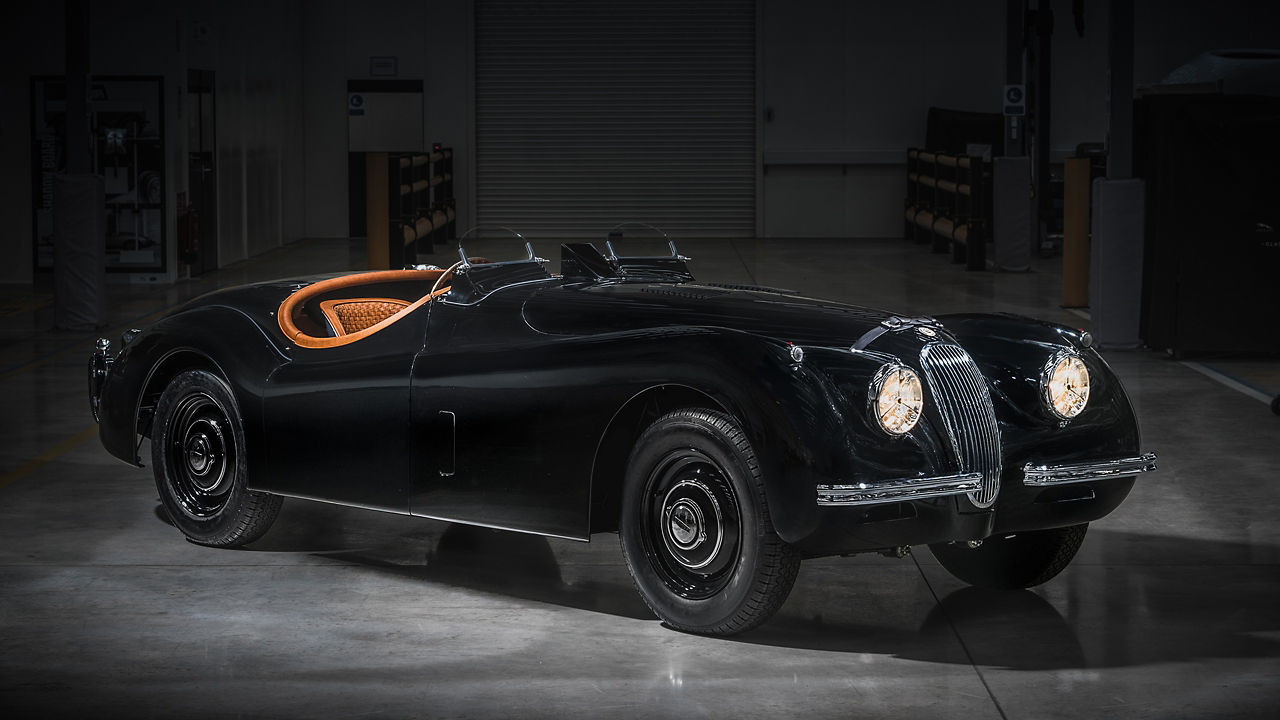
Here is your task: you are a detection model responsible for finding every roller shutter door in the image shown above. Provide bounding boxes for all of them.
[476,0,755,239]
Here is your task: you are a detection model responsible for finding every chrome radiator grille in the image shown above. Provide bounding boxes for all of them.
[919,344,1002,507]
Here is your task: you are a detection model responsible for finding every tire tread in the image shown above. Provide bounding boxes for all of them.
[153,369,281,548]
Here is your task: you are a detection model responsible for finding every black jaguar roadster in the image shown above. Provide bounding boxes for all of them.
[89,235,1155,635]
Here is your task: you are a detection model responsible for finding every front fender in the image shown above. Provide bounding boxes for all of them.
[939,313,1144,531]
[937,313,1143,463]
[653,336,949,546]
[95,305,289,467]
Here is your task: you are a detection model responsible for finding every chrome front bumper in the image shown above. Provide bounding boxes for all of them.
[816,452,1157,506]
[1022,453,1157,486]
[817,473,982,506]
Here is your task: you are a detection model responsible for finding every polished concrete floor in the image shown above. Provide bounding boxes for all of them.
[2,237,1278,719]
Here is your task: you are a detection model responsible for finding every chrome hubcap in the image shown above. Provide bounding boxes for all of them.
[185,433,213,476]
[660,477,724,570]
[666,498,704,549]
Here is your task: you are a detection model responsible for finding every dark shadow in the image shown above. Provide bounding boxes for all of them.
[414,524,653,620]
[916,587,1088,670]
[218,500,653,621]
[153,499,1280,668]
[732,585,1086,670]
[153,503,174,528]
[730,529,1280,669]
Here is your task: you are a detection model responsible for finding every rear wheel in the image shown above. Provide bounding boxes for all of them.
[929,524,1088,590]
[151,369,281,547]
[619,409,799,635]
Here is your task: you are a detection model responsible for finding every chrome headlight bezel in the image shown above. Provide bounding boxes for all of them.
[869,363,925,436]
[1041,350,1090,420]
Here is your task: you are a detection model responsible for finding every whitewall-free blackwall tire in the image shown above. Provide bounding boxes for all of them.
[151,369,281,547]
[619,409,799,635]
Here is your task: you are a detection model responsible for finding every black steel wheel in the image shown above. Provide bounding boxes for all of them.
[619,409,799,635]
[929,523,1089,590]
[151,370,281,547]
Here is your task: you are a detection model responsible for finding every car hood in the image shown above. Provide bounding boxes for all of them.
[522,281,900,347]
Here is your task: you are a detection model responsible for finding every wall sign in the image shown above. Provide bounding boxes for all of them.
[1003,85,1026,117]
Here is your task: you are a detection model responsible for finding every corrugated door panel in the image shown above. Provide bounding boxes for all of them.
[476,0,755,239]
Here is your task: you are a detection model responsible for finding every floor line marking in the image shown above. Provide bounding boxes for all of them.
[0,425,100,492]
[912,552,1011,720]
[1179,361,1274,405]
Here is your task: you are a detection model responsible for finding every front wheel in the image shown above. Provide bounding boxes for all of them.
[929,524,1088,590]
[619,409,799,635]
[151,369,281,547]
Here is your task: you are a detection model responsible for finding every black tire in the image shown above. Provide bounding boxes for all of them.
[929,523,1088,590]
[619,409,800,635]
[151,369,281,547]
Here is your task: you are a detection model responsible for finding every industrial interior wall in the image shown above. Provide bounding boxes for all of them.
[0,4,62,285]
[301,0,472,241]
[759,0,1280,239]
[209,0,307,268]
[759,0,1005,238]
[0,0,307,284]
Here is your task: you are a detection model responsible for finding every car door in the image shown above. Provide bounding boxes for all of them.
[407,282,613,540]
[259,308,430,512]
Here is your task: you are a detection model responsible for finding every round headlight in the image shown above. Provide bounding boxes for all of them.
[1042,352,1090,419]
[871,364,924,435]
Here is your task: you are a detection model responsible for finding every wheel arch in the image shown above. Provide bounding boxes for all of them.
[585,334,840,544]
[136,348,227,440]
[588,384,729,534]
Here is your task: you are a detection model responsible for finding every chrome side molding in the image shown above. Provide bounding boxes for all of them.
[1022,453,1157,487]
[817,472,982,506]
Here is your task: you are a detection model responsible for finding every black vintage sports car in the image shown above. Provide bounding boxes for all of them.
[89,236,1155,635]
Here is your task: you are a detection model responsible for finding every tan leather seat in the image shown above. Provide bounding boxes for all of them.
[319,298,410,334]
[276,268,448,349]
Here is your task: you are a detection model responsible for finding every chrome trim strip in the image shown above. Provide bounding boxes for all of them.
[920,343,1003,508]
[1022,453,1157,486]
[817,472,983,506]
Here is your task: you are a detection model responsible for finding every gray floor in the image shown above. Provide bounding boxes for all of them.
[2,237,1278,719]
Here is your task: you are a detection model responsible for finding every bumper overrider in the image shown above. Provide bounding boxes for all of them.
[88,337,113,423]
[816,453,1157,506]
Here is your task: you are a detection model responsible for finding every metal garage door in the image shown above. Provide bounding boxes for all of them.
[475,0,756,239]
